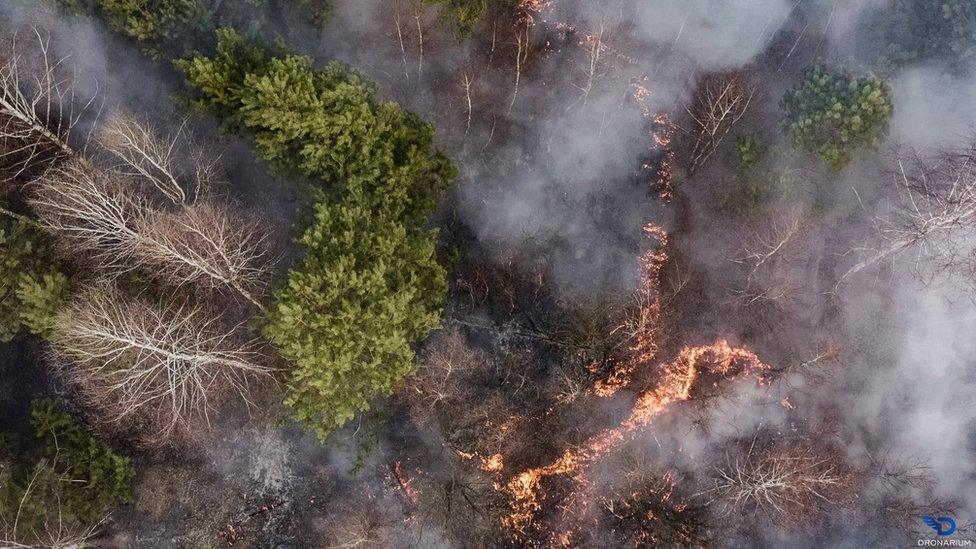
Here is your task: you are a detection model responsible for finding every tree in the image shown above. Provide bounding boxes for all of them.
[1,398,133,547]
[839,144,976,288]
[424,0,518,37]
[31,146,271,309]
[263,191,446,441]
[50,281,272,441]
[0,30,87,185]
[685,71,755,174]
[178,28,456,221]
[0,217,68,342]
[861,0,976,70]
[50,0,204,58]
[698,431,859,530]
[781,65,892,170]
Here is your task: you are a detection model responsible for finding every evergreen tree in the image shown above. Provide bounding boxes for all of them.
[781,65,892,170]
[1,399,133,546]
[179,29,455,221]
[0,218,69,342]
[264,190,446,440]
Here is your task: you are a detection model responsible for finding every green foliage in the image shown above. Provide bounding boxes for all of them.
[721,136,777,214]
[178,29,456,221]
[423,0,516,37]
[0,218,69,342]
[1,399,133,545]
[181,30,455,440]
[781,65,892,170]
[863,0,976,69]
[263,191,446,441]
[48,0,204,57]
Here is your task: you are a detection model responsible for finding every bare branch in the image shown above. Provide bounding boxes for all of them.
[0,30,96,184]
[51,282,272,442]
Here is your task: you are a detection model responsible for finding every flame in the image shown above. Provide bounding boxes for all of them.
[631,76,676,200]
[392,461,421,506]
[501,340,769,541]
[594,224,667,398]
[458,450,506,473]
[518,0,552,25]
[481,453,505,473]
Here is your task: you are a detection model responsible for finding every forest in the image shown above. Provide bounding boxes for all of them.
[0,0,975,547]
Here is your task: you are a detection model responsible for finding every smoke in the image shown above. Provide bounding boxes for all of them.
[8,0,976,546]
[888,65,976,151]
[630,0,794,69]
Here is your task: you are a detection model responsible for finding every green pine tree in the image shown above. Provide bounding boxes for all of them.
[0,218,69,342]
[263,190,446,440]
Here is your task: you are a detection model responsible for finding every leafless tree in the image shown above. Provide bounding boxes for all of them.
[29,159,145,273]
[729,208,808,306]
[30,160,271,308]
[97,112,214,205]
[0,30,95,185]
[324,497,395,549]
[698,432,859,529]
[400,327,483,425]
[135,202,271,308]
[685,72,755,174]
[50,282,272,441]
[840,145,976,288]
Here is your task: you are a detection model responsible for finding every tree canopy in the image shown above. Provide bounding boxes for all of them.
[180,29,455,440]
[263,190,446,439]
[862,0,976,70]
[1,399,133,546]
[50,0,204,57]
[781,65,892,170]
[178,28,455,221]
[0,217,68,342]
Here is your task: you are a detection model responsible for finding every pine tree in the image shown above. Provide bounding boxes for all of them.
[181,30,455,440]
[0,218,69,342]
[264,190,446,440]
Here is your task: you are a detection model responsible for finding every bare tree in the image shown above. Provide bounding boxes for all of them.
[400,327,483,426]
[729,208,808,306]
[840,145,976,288]
[29,159,145,273]
[699,432,859,529]
[97,113,214,205]
[50,282,272,441]
[0,30,95,184]
[135,202,271,308]
[30,159,271,308]
[685,72,755,174]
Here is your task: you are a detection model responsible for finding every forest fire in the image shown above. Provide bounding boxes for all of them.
[391,461,421,507]
[501,340,770,541]
[593,224,666,398]
[631,76,676,199]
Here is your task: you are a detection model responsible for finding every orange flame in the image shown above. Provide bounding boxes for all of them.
[594,224,667,398]
[631,76,676,200]
[392,461,421,506]
[502,340,769,540]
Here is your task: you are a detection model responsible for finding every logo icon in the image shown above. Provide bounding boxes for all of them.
[922,515,958,537]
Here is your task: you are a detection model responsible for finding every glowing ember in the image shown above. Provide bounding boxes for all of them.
[391,461,421,506]
[501,340,770,541]
[481,453,505,473]
[631,76,676,200]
